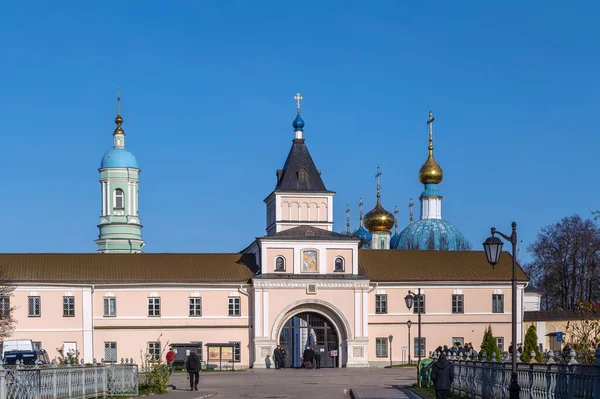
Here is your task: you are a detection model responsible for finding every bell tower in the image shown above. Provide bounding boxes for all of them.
[95,90,145,253]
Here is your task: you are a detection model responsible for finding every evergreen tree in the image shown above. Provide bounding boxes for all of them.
[479,325,502,361]
[521,325,543,362]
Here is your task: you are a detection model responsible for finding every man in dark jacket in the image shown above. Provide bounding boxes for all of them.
[185,350,201,391]
[431,353,454,399]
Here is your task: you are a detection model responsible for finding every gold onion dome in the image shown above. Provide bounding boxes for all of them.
[418,111,443,184]
[364,198,395,232]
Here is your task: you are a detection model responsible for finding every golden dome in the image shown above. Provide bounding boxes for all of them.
[364,198,395,232]
[419,150,443,184]
[419,110,443,184]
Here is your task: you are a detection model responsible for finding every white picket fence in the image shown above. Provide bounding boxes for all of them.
[0,364,138,399]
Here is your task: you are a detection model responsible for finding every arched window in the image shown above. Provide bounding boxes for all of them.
[114,189,124,209]
[334,257,344,272]
[275,256,285,272]
[380,238,385,249]
[297,168,308,185]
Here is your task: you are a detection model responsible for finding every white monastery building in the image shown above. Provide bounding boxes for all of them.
[1,94,530,368]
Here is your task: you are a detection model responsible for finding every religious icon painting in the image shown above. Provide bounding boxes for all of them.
[302,250,318,273]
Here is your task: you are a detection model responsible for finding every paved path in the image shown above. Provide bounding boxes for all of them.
[164,367,417,399]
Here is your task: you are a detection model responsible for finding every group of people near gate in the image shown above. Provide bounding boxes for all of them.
[271,345,322,369]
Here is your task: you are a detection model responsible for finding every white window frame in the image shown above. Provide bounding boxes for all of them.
[147,341,161,362]
[228,297,241,317]
[376,337,388,357]
[148,297,161,317]
[230,341,241,362]
[413,294,426,314]
[189,297,202,317]
[28,296,41,317]
[334,257,345,272]
[104,297,116,317]
[496,337,504,352]
[452,294,464,314]
[0,296,10,317]
[114,189,124,209]
[104,342,117,363]
[492,294,504,313]
[63,296,75,317]
[375,294,387,314]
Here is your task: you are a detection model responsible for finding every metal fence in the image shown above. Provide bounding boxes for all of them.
[0,363,138,399]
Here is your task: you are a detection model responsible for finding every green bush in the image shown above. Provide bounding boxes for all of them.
[479,325,502,361]
[521,325,543,363]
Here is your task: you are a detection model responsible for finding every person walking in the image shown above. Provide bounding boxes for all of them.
[431,353,454,399]
[302,346,314,369]
[314,349,321,369]
[280,346,286,369]
[273,346,281,369]
[185,350,201,391]
[166,348,176,375]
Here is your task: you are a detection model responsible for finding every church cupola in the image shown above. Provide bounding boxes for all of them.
[96,90,145,253]
[264,93,335,235]
[363,167,394,249]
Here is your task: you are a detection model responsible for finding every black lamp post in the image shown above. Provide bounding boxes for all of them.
[483,221,520,399]
[407,320,412,365]
[388,335,393,367]
[405,289,422,386]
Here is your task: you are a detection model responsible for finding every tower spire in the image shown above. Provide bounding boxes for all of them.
[409,198,414,224]
[394,205,399,234]
[346,204,351,234]
[359,198,364,227]
[113,88,125,148]
[292,92,305,139]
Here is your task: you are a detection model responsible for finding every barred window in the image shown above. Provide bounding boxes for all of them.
[148,297,161,317]
[375,294,387,314]
[492,294,504,313]
[230,341,241,362]
[0,296,10,317]
[452,337,464,346]
[376,337,388,357]
[496,337,504,352]
[414,337,426,357]
[413,295,426,314]
[104,297,116,317]
[28,296,41,317]
[63,296,75,317]
[192,341,203,362]
[104,342,117,363]
[147,342,161,362]
[189,297,202,317]
[452,294,464,314]
[228,297,241,317]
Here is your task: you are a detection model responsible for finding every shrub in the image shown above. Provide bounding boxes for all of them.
[479,325,501,361]
[521,325,543,363]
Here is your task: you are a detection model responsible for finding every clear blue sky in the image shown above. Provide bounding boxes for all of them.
[1,2,598,263]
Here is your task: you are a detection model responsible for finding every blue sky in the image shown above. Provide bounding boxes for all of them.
[1,2,598,262]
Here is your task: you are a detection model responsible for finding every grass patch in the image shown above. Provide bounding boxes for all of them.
[408,384,466,399]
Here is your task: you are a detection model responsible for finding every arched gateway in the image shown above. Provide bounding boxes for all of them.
[271,300,351,368]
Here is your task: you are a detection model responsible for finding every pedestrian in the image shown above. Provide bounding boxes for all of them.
[273,346,281,369]
[185,350,201,391]
[166,348,176,375]
[280,346,286,369]
[302,346,314,369]
[431,353,454,399]
[314,349,321,369]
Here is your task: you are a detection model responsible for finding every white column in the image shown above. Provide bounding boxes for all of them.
[517,285,524,344]
[420,197,442,220]
[319,247,327,274]
[82,288,93,363]
[254,290,262,337]
[106,181,110,213]
[354,291,361,338]
[101,182,106,216]
[262,290,269,339]
[362,291,368,337]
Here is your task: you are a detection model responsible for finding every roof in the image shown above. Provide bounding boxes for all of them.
[275,139,328,192]
[523,310,600,322]
[524,285,543,294]
[260,225,358,241]
[100,148,139,169]
[358,249,529,282]
[0,253,257,284]
[393,219,469,251]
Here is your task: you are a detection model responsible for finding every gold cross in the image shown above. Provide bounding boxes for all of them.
[294,92,303,113]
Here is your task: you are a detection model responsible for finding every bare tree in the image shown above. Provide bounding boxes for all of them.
[525,214,600,310]
[0,268,16,341]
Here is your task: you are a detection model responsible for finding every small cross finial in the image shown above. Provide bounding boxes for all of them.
[117,86,121,115]
[359,198,364,226]
[375,167,382,199]
[294,92,303,114]
[409,198,414,224]
[346,204,351,234]
[427,111,434,151]
[394,205,399,233]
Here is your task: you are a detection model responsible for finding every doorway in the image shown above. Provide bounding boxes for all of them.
[278,312,339,368]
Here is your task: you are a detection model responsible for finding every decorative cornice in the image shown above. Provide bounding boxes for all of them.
[252,279,369,289]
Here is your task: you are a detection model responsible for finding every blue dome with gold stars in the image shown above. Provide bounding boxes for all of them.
[353,226,372,248]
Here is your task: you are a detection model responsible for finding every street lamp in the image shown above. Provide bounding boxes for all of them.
[405,289,422,386]
[388,335,393,367]
[483,222,520,399]
[407,320,412,365]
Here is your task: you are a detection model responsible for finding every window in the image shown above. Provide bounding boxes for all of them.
[0,296,10,317]
[32,342,42,350]
[230,341,241,362]
[414,337,426,357]
[104,297,116,317]
[275,256,285,272]
[380,239,385,249]
[298,168,308,184]
[28,296,41,317]
[413,294,426,314]
[376,337,388,357]
[228,297,241,316]
[334,257,344,272]
[189,297,202,317]
[147,342,161,362]
[375,294,387,314]
[496,337,504,352]
[452,294,464,314]
[114,189,124,209]
[63,296,75,317]
[192,341,203,362]
[104,342,117,363]
[492,294,504,313]
[148,297,161,317]
[452,337,464,346]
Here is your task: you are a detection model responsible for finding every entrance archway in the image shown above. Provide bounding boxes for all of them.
[279,312,339,368]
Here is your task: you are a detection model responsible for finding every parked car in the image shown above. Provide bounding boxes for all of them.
[3,350,50,366]
[1,340,33,359]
